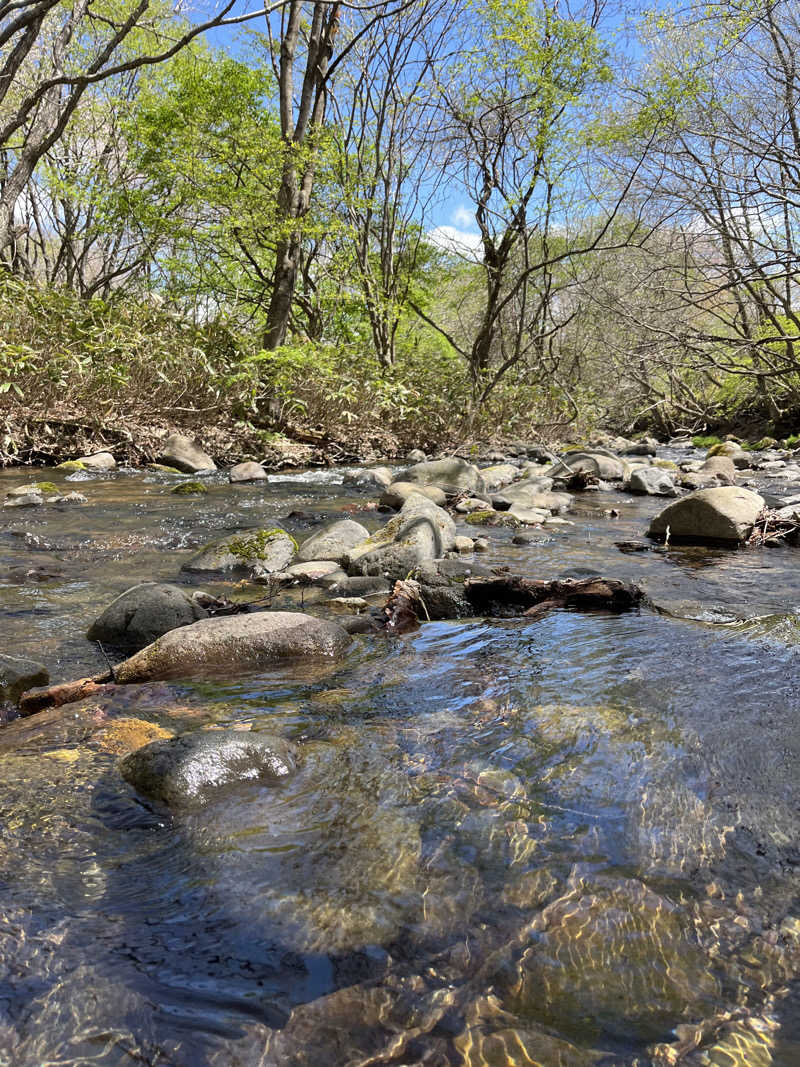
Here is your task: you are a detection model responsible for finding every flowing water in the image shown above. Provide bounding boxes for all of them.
[2,456,800,1065]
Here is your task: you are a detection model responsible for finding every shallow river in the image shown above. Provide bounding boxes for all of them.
[2,455,800,1065]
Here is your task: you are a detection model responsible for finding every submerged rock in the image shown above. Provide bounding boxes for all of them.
[113,611,351,682]
[182,528,297,577]
[120,729,297,808]
[552,451,626,481]
[648,486,765,543]
[171,480,207,495]
[86,582,214,650]
[0,653,49,704]
[158,432,216,473]
[295,519,370,565]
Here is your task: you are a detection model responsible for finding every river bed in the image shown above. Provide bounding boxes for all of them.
[2,454,800,1064]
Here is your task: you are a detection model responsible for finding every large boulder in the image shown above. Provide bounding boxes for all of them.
[0,654,49,704]
[86,582,214,650]
[158,432,216,473]
[551,452,626,481]
[229,461,267,483]
[398,457,485,495]
[113,611,351,683]
[345,493,456,578]
[181,528,296,577]
[379,481,447,509]
[120,730,297,809]
[648,487,765,544]
[621,437,658,456]
[295,519,370,565]
[626,467,677,497]
[707,441,751,469]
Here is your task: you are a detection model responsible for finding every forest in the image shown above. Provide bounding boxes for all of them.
[2,0,800,459]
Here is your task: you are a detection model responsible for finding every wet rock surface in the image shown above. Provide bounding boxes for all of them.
[120,729,297,808]
[86,581,213,650]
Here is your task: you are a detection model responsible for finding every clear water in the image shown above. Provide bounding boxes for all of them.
[2,458,800,1064]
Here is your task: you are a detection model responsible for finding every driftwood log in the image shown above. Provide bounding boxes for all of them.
[380,574,644,634]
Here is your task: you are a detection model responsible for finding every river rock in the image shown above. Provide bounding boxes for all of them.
[326,575,392,597]
[478,463,519,491]
[648,486,765,543]
[86,582,214,650]
[379,481,447,509]
[494,484,572,513]
[627,467,677,496]
[621,437,658,456]
[3,490,44,508]
[681,455,737,489]
[229,461,267,483]
[113,611,351,683]
[0,653,49,704]
[552,451,626,481]
[507,505,549,524]
[120,729,298,809]
[279,560,343,583]
[345,494,456,578]
[77,451,116,471]
[406,448,426,463]
[181,528,296,577]
[342,466,393,491]
[295,519,370,565]
[158,432,216,473]
[398,457,485,495]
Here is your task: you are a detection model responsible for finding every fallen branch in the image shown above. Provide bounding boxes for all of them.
[18,674,115,717]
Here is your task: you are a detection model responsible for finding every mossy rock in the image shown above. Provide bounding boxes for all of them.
[465,509,518,528]
[55,460,86,472]
[148,463,183,474]
[33,481,59,494]
[171,481,208,495]
[182,527,298,576]
[652,459,678,470]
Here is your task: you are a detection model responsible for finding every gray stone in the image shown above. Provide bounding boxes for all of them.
[454,535,475,552]
[398,457,485,495]
[120,729,297,809]
[0,654,49,704]
[681,456,737,489]
[478,463,518,490]
[158,432,216,473]
[621,437,658,456]
[507,505,549,524]
[229,461,268,483]
[77,451,116,471]
[455,496,493,513]
[114,611,351,683]
[295,519,370,565]
[406,449,426,463]
[181,528,296,577]
[280,560,343,583]
[627,467,677,497]
[3,492,43,508]
[551,451,626,481]
[380,481,447,509]
[494,485,571,513]
[342,466,393,491]
[648,487,765,544]
[345,494,456,578]
[87,582,213,650]
[326,575,391,597]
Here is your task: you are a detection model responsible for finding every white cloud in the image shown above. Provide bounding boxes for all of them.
[426,225,483,259]
[451,205,475,229]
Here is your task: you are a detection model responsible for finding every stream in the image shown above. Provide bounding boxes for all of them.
[2,451,800,1065]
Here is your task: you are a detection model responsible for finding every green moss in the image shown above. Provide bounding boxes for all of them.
[227,528,297,560]
[55,460,86,472]
[691,435,722,449]
[783,434,800,449]
[465,509,518,528]
[171,481,208,495]
[148,463,183,474]
[652,459,678,470]
[33,481,59,494]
